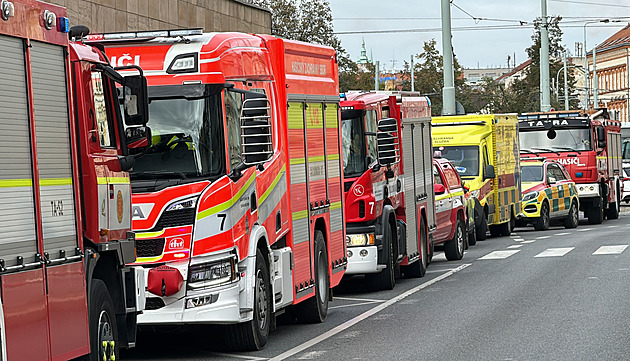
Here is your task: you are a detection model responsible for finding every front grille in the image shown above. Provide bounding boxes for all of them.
[136,238,165,258]
[358,200,365,218]
[344,181,354,192]
[151,208,196,231]
[145,297,166,310]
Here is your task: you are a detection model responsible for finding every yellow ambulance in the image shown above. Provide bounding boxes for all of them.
[432,114,521,240]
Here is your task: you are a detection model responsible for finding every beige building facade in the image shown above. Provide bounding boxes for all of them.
[44,0,271,35]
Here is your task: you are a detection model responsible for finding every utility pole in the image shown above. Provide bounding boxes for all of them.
[441,0,456,115]
[593,46,598,108]
[562,51,569,110]
[375,60,379,91]
[411,55,415,92]
[540,0,552,111]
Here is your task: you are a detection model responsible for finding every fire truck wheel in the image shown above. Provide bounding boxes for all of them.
[85,279,118,361]
[366,222,396,290]
[226,249,270,351]
[476,211,488,241]
[534,202,550,231]
[404,217,428,278]
[297,230,329,323]
[445,218,465,261]
[587,200,604,224]
[564,200,579,229]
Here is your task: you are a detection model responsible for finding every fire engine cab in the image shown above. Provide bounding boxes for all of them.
[90,30,346,350]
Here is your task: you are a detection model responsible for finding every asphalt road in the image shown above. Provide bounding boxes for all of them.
[123,211,630,361]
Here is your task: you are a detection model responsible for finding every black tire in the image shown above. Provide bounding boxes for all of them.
[515,219,528,227]
[366,222,396,290]
[607,185,620,220]
[476,210,488,241]
[467,220,477,246]
[534,201,550,231]
[444,218,465,261]
[496,215,512,237]
[226,249,271,350]
[564,200,579,229]
[587,199,604,225]
[297,230,330,323]
[404,217,428,278]
[85,279,118,361]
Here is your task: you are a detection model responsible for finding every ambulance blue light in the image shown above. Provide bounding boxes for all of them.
[575,172,583,178]
[58,17,69,33]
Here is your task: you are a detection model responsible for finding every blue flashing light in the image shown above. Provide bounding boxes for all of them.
[339,93,346,100]
[58,17,69,33]
[575,172,583,178]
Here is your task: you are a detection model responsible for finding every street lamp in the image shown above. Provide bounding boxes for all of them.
[583,19,609,109]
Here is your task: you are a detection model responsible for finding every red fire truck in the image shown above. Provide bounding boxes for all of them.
[341,92,435,290]
[519,109,622,224]
[0,0,149,360]
[90,31,346,350]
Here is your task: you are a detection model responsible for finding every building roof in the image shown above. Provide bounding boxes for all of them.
[593,23,630,53]
[495,59,532,82]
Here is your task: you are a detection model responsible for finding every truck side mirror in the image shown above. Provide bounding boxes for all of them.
[376,117,400,166]
[596,127,606,148]
[240,91,272,166]
[483,164,496,180]
[121,75,149,126]
[434,183,445,195]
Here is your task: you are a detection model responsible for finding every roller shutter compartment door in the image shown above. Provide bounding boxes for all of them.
[0,35,39,268]
[30,41,79,260]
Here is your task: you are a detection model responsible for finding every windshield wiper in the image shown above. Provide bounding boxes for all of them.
[551,146,582,154]
[531,147,560,155]
[131,171,188,179]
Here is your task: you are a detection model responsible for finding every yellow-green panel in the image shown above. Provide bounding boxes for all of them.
[325,103,339,129]
[288,102,304,130]
[306,103,324,129]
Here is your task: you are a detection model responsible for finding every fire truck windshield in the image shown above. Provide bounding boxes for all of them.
[130,85,224,179]
[519,128,592,153]
[341,116,368,177]
[434,146,480,178]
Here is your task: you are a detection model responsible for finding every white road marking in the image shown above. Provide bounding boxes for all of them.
[554,232,571,236]
[268,264,471,361]
[536,236,551,239]
[509,235,519,238]
[507,245,523,249]
[577,228,593,232]
[425,268,458,274]
[513,238,524,242]
[521,240,536,244]
[479,250,520,260]
[593,245,629,255]
[298,351,326,359]
[211,353,267,361]
[334,296,385,303]
[535,247,574,258]
[607,225,619,228]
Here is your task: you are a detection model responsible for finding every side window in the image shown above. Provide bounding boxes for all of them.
[546,164,557,183]
[365,110,378,163]
[482,144,489,170]
[552,164,566,181]
[224,90,243,170]
[444,166,460,189]
[433,165,443,185]
[91,71,116,148]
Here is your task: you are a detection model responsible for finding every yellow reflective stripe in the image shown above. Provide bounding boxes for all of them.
[259,165,286,205]
[97,177,130,185]
[328,154,340,161]
[450,191,465,197]
[435,193,450,201]
[290,157,306,165]
[135,230,166,239]
[0,179,33,188]
[292,210,308,220]
[136,256,163,263]
[330,201,342,210]
[309,155,325,163]
[196,172,256,221]
[40,178,73,186]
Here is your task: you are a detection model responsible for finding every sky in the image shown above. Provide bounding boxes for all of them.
[329,0,630,72]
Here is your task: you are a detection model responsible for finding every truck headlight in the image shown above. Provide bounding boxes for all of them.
[346,234,375,246]
[188,258,236,288]
[166,196,197,212]
[522,191,539,202]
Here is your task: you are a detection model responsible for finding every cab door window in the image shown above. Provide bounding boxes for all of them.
[224,90,243,171]
[91,71,117,148]
[365,110,378,164]
[434,165,444,186]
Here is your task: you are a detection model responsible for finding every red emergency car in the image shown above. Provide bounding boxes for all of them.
[432,157,467,260]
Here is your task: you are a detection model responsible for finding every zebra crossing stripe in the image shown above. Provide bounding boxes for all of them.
[593,245,628,255]
[479,250,520,260]
[535,247,574,258]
